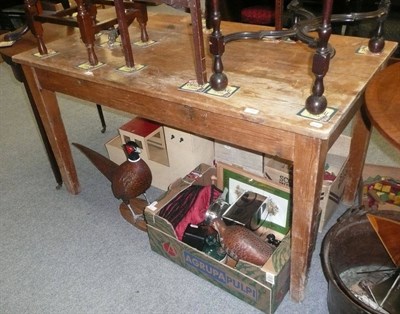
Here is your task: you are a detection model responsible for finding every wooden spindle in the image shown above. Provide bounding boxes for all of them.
[114,0,135,68]
[305,0,333,115]
[25,0,48,55]
[75,0,98,66]
[134,2,149,43]
[368,18,385,53]
[209,0,228,91]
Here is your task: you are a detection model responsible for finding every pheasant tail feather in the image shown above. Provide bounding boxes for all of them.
[72,142,119,182]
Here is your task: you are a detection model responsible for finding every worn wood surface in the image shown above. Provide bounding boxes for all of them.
[12,11,398,302]
[13,13,397,141]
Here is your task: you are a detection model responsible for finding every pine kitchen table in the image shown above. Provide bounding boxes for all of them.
[12,12,398,302]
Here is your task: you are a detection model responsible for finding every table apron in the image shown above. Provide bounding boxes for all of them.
[34,67,298,160]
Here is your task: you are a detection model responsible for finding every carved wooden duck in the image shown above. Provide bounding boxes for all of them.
[73,141,152,228]
[211,218,275,266]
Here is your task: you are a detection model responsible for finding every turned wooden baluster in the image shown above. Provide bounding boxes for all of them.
[75,0,98,66]
[24,0,48,55]
[114,0,135,68]
[134,2,149,43]
[368,0,389,53]
[305,0,334,115]
[209,0,228,91]
[368,17,385,53]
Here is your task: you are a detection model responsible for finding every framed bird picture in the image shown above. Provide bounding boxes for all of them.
[216,162,291,235]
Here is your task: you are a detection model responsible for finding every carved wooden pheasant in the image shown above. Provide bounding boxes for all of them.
[211,218,275,266]
[72,141,152,230]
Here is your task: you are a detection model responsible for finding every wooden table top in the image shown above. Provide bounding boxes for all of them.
[365,62,400,151]
[11,12,397,145]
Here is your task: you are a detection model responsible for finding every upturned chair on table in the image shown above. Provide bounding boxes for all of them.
[24,0,148,68]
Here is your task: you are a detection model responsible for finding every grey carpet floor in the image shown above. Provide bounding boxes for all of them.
[1,8,399,312]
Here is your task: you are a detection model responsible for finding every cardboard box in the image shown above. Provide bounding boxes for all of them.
[263,135,351,232]
[214,142,264,177]
[145,164,290,313]
[263,157,292,188]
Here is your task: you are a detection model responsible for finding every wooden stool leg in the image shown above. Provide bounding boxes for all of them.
[24,0,48,55]
[87,1,98,26]
[189,0,207,85]
[114,0,135,68]
[134,2,149,43]
[209,0,228,91]
[75,0,98,66]
[305,0,333,115]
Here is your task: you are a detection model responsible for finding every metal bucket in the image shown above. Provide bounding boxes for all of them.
[321,207,399,313]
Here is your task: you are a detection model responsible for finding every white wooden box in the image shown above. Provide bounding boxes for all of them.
[164,126,214,180]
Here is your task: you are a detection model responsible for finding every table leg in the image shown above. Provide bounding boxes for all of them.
[23,72,63,189]
[2,56,63,189]
[291,135,328,301]
[21,65,81,195]
[342,107,371,205]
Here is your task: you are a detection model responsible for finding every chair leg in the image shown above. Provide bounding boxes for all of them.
[275,0,284,30]
[75,0,98,66]
[24,0,48,55]
[96,104,107,133]
[114,0,135,68]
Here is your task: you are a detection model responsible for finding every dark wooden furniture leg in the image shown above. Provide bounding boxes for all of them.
[114,0,135,68]
[24,0,48,55]
[134,2,149,43]
[75,0,98,66]
[159,0,207,85]
[189,0,207,85]
[275,0,284,30]
[368,13,385,53]
[209,0,228,91]
[96,104,107,133]
[2,56,63,189]
[305,0,334,115]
